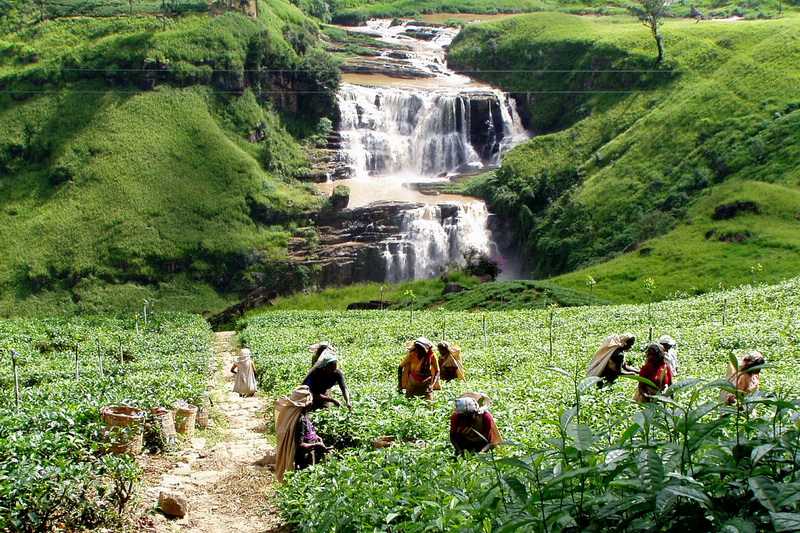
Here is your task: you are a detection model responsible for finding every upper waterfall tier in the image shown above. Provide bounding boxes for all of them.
[338,84,528,179]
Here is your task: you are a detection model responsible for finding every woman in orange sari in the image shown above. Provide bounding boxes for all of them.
[397,337,440,400]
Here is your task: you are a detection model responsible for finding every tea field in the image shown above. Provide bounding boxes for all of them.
[0,312,213,532]
[241,278,800,532]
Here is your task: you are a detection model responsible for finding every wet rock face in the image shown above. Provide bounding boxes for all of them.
[469,94,508,163]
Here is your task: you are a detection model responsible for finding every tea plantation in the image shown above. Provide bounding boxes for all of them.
[241,278,800,531]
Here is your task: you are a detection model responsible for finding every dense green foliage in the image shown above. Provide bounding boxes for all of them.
[241,278,800,531]
[325,0,792,26]
[450,14,800,301]
[253,273,607,311]
[0,2,340,316]
[0,312,213,532]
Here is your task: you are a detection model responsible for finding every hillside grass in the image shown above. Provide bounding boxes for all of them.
[253,272,607,312]
[449,13,800,302]
[0,3,338,315]
[326,0,792,25]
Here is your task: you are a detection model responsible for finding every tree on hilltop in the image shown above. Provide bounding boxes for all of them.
[630,0,671,63]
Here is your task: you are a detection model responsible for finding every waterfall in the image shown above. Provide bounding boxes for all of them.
[338,84,527,178]
[383,202,493,283]
[329,19,530,284]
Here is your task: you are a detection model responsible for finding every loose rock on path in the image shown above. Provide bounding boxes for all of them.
[144,331,284,533]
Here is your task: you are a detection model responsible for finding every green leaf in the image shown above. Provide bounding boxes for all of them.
[704,378,738,393]
[617,423,641,446]
[503,475,528,503]
[771,512,800,532]
[578,376,602,394]
[750,476,780,512]
[728,353,740,372]
[619,374,658,389]
[777,483,800,508]
[639,449,665,491]
[661,485,712,508]
[751,444,776,466]
[567,422,594,453]
[385,513,399,523]
[666,378,704,397]
[543,365,571,379]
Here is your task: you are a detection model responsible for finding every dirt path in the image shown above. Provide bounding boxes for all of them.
[145,331,284,533]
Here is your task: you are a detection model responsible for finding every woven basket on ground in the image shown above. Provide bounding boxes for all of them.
[196,407,209,429]
[153,409,178,446]
[175,404,198,435]
[100,405,145,455]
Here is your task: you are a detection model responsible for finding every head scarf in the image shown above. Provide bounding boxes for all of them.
[405,337,434,351]
[586,332,635,377]
[454,397,479,414]
[658,335,676,347]
[236,347,252,364]
[275,386,313,483]
[309,342,335,366]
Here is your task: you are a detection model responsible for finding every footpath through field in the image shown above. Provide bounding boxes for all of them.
[146,331,285,533]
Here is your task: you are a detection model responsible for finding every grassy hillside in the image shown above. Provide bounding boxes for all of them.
[0,1,340,315]
[253,273,608,311]
[325,0,790,25]
[449,13,800,302]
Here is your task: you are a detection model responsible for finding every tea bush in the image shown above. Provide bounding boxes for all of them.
[240,278,800,531]
[0,312,212,532]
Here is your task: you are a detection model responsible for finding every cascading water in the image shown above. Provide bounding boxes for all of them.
[329,18,530,282]
[382,202,493,282]
[338,86,526,178]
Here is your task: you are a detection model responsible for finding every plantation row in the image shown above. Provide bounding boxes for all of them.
[240,279,800,531]
[0,313,213,533]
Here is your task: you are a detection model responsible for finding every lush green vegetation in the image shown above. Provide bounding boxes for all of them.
[241,278,800,531]
[450,13,800,302]
[0,312,213,532]
[0,1,340,316]
[257,274,608,311]
[325,0,792,26]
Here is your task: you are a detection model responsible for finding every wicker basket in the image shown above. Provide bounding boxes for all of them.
[100,405,145,455]
[175,404,198,435]
[196,407,209,429]
[153,409,177,446]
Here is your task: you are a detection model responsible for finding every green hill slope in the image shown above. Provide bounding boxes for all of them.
[449,13,800,302]
[0,2,339,315]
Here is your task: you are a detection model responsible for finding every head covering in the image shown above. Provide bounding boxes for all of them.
[658,335,676,347]
[456,392,492,413]
[236,347,252,363]
[586,333,635,378]
[316,351,338,368]
[288,385,313,407]
[309,342,336,366]
[309,342,332,353]
[454,397,479,414]
[438,341,461,357]
[275,385,313,483]
[405,337,434,351]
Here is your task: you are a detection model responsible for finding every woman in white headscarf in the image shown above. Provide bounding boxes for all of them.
[302,350,351,410]
[586,332,638,387]
[449,392,501,456]
[231,348,258,397]
[398,337,440,400]
[275,385,329,483]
